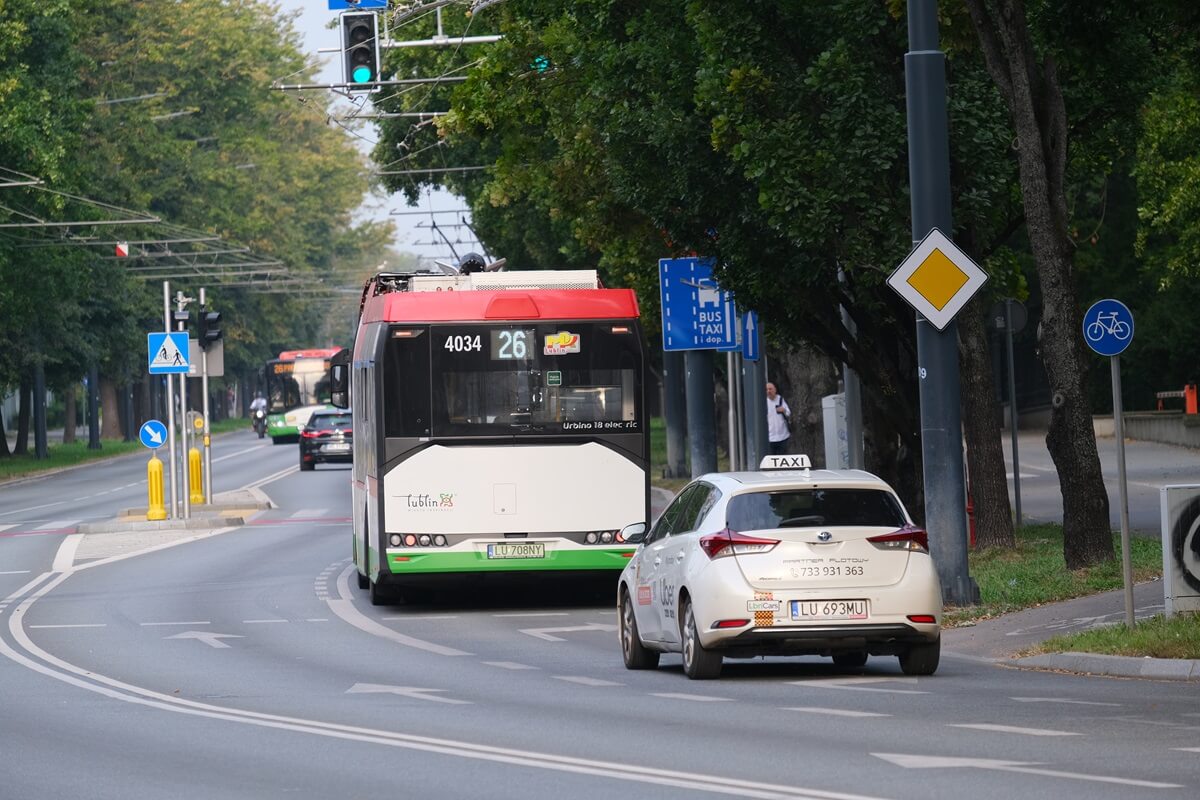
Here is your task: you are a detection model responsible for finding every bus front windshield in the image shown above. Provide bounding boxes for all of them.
[266,359,332,413]
[383,323,642,438]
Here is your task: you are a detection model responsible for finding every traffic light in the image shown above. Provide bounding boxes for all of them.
[198,308,222,350]
[341,11,380,93]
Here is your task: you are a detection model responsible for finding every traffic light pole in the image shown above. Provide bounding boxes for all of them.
[200,288,213,505]
[163,282,178,520]
[175,290,190,521]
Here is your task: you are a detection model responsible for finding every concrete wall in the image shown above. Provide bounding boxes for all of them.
[1094,411,1200,449]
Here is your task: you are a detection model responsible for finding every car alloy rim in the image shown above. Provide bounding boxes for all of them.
[683,606,695,668]
[621,599,634,658]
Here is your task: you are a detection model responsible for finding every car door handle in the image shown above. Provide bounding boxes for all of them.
[653,557,662,567]
[674,553,685,563]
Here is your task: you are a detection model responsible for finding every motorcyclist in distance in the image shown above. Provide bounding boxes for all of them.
[250,392,268,414]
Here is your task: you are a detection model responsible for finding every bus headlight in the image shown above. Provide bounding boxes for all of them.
[418,534,432,546]
[599,531,614,543]
[585,532,598,544]
[433,535,447,547]
[389,534,402,547]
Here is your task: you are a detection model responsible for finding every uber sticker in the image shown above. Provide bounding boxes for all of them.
[637,585,652,606]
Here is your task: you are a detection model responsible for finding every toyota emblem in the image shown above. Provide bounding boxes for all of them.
[817,531,833,542]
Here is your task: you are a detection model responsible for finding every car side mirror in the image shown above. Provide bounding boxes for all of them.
[620,522,647,545]
[329,348,350,409]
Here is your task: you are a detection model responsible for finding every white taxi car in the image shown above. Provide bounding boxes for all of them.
[617,455,942,679]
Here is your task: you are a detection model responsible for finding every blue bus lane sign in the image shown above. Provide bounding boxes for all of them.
[139,420,168,449]
[658,257,739,352]
[1082,299,1134,357]
[742,311,761,362]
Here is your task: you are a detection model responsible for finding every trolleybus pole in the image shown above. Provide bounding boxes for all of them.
[200,287,213,504]
[162,281,178,519]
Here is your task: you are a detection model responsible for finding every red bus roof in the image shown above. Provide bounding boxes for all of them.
[360,288,640,325]
[276,348,343,361]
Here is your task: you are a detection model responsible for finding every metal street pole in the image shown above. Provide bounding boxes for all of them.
[163,281,178,519]
[175,290,190,520]
[1005,299,1022,527]
[742,354,767,467]
[1111,356,1135,627]
[663,350,689,478]
[906,0,977,605]
[838,268,864,470]
[200,288,213,505]
[727,351,739,471]
[684,350,717,478]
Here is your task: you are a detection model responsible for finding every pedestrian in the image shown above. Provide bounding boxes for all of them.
[765,382,791,455]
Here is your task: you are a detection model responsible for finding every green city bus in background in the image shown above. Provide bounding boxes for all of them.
[262,348,340,444]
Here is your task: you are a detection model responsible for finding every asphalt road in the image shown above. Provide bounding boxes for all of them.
[1,434,1198,799]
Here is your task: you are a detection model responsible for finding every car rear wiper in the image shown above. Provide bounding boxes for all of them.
[778,515,825,527]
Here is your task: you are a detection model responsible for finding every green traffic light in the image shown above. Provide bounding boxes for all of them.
[352,66,373,84]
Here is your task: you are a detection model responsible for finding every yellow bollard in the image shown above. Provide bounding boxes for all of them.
[189,447,205,505]
[146,455,167,521]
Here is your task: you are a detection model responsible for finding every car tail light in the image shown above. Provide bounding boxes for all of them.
[300,430,319,439]
[907,614,937,624]
[868,526,929,553]
[698,529,779,559]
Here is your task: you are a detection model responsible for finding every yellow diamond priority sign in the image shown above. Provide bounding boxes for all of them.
[887,228,988,331]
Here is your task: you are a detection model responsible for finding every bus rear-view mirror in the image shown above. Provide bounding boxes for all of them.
[330,349,350,409]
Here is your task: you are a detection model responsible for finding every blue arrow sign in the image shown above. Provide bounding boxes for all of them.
[659,257,739,352]
[328,0,387,9]
[1082,299,1134,357]
[147,332,190,374]
[139,419,168,449]
[742,311,760,362]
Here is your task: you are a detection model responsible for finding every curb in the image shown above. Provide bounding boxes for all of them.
[1005,652,1200,681]
[78,515,247,534]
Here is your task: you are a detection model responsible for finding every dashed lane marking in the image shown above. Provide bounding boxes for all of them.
[483,661,539,670]
[1010,697,1122,707]
[243,619,288,624]
[140,621,212,627]
[553,676,623,687]
[493,612,570,618]
[651,693,733,703]
[383,615,460,621]
[28,623,107,629]
[0,570,31,575]
[784,707,891,718]
[789,677,928,695]
[948,723,1082,737]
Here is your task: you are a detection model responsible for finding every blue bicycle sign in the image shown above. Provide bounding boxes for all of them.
[1082,299,1134,357]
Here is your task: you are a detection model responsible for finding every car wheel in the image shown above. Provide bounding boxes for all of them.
[619,588,660,670]
[680,598,722,680]
[299,457,315,471]
[898,637,940,676]
[356,570,369,590]
[832,650,868,668]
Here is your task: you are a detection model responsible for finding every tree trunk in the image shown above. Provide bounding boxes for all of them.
[62,384,77,444]
[15,378,31,455]
[959,297,1015,549]
[966,0,1113,568]
[772,345,840,466]
[0,404,10,458]
[100,377,122,440]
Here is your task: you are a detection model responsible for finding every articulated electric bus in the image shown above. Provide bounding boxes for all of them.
[330,269,649,604]
[263,348,340,443]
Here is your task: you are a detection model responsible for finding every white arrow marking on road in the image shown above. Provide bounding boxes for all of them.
[141,424,163,445]
[519,622,618,641]
[164,631,243,649]
[789,677,928,695]
[872,752,1181,789]
[1010,696,1122,707]
[347,682,471,705]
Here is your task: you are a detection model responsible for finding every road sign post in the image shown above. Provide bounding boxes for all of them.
[161,283,177,520]
[1083,298,1136,628]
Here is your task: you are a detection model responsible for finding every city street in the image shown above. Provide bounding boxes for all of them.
[1,433,1197,799]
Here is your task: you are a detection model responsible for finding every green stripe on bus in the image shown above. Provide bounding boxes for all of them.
[387,549,634,573]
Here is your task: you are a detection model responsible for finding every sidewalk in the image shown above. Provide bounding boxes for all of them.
[944,581,1200,680]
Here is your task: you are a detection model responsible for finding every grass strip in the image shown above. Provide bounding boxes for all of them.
[1032,613,1200,660]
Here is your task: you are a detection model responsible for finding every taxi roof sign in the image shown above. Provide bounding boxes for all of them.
[760,454,811,470]
[886,228,988,331]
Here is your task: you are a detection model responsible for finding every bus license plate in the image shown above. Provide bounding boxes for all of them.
[791,600,868,620]
[486,543,545,560]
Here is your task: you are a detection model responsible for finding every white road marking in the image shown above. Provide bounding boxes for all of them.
[28,623,107,629]
[52,534,83,572]
[554,676,623,687]
[0,570,31,575]
[291,508,325,518]
[213,444,269,464]
[164,631,243,649]
[243,464,298,490]
[347,682,472,705]
[0,501,65,518]
[784,707,891,718]
[242,619,288,624]
[483,661,539,670]
[328,565,471,657]
[790,677,928,695]
[140,621,211,627]
[494,612,570,618]
[873,752,1179,789]
[36,519,79,531]
[948,723,1081,737]
[305,618,328,623]
[3,571,893,800]
[1105,716,1200,731]
[1010,697,1122,707]
[1174,747,1200,753]
[651,693,733,702]
[520,622,618,641]
[0,524,17,533]
[383,615,460,621]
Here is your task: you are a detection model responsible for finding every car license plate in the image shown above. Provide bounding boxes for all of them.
[324,443,351,452]
[791,600,868,620]
[486,542,545,559]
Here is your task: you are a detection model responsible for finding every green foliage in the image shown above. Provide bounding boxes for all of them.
[1034,613,1200,659]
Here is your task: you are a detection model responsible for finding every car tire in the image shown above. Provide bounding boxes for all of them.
[299,457,315,471]
[356,570,369,590]
[369,578,389,606]
[680,598,722,680]
[619,588,660,670]
[898,637,940,676]
[832,650,868,668]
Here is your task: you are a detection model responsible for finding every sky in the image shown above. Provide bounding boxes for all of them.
[276,0,474,264]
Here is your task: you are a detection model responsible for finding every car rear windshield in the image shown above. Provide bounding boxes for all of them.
[726,489,907,531]
[309,413,352,430]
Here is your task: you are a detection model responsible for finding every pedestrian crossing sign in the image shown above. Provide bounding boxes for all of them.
[147,332,190,374]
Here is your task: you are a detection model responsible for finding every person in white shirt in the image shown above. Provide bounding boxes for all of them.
[249,392,267,413]
[765,382,791,455]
